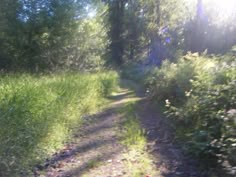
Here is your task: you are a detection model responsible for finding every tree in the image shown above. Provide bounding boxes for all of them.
[105,0,127,66]
[0,0,107,71]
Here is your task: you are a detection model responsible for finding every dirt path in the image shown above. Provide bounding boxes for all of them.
[35,81,204,177]
[137,101,206,177]
[35,88,137,177]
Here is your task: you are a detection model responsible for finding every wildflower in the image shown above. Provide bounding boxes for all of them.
[165,99,171,107]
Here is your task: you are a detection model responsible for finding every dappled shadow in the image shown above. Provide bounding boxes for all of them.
[119,79,146,97]
[46,137,119,165]
[60,145,123,177]
[35,89,133,177]
[137,100,208,177]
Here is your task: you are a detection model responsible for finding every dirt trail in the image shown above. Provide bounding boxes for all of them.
[35,88,135,177]
[35,80,203,177]
[137,101,206,177]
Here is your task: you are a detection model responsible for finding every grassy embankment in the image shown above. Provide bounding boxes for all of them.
[0,71,118,176]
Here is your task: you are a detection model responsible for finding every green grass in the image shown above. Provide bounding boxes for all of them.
[119,101,159,177]
[119,102,146,148]
[0,71,118,176]
[86,156,102,170]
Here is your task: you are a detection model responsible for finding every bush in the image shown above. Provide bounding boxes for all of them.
[121,63,149,83]
[145,53,214,103]
[146,53,236,172]
[0,71,118,176]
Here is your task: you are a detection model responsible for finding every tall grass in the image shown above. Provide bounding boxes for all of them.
[0,71,118,176]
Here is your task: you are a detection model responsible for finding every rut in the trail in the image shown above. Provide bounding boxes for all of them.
[137,101,206,177]
[35,81,204,177]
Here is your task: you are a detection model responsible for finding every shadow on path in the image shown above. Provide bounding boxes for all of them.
[35,89,134,177]
[137,100,208,177]
[35,79,209,177]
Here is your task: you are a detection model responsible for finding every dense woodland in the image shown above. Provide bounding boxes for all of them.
[0,0,235,176]
[1,0,236,70]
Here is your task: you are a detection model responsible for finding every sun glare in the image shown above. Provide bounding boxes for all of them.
[205,0,236,16]
[213,0,235,12]
[202,0,236,24]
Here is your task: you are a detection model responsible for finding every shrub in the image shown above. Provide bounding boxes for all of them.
[146,53,236,172]
[145,53,215,103]
[121,63,149,83]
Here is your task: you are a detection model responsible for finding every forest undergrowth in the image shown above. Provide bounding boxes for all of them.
[143,53,236,175]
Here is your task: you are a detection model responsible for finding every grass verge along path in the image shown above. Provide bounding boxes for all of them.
[34,81,159,177]
[34,79,203,177]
